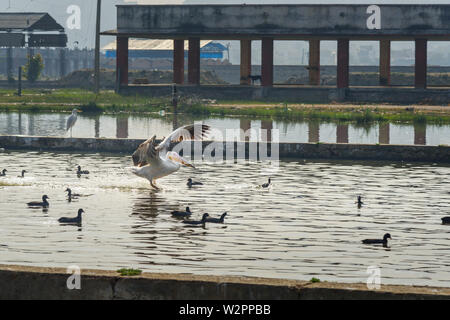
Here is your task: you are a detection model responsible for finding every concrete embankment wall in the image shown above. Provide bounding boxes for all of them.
[1,135,449,163]
[1,265,449,300]
[120,85,450,104]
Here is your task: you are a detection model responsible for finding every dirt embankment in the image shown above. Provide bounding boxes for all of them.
[58,69,228,89]
[285,72,450,86]
[214,103,450,114]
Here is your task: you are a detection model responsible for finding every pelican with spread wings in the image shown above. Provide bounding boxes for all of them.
[131,124,210,189]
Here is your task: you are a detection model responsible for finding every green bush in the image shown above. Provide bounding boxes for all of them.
[22,54,44,83]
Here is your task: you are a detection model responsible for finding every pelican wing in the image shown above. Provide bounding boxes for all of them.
[157,124,210,155]
[132,135,163,167]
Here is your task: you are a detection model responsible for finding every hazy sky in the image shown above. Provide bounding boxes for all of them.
[1,0,449,53]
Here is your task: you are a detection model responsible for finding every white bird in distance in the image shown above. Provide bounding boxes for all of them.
[66,108,80,138]
[131,124,210,190]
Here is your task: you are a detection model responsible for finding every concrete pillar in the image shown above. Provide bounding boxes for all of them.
[240,40,252,85]
[40,50,47,77]
[414,124,426,145]
[18,112,23,135]
[28,114,35,136]
[51,58,57,78]
[308,122,320,143]
[172,113,179,131]
[116,37,129,86]
[52,57,60,78]
[45,49,51,77]
[6,47,12,81]
[337,39,350,89]
[173,39,185,84]
[94,116,100,138]
[261,37,274,87]
[6,113,12,132]
[84,48,89,69]
[188,38,200,85]
[415,39,427,89]
[336,124,349,143]
[59,48,66,79]
[379,40,391,86]
[74,49,80,71]
[308,40,320,86]
[69,57,74,74]
[379,123,390,144]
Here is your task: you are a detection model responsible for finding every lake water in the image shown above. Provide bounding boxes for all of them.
[1,112,450,146]
[1,150,450,286]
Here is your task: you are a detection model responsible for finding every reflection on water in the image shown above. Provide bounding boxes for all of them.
[379,123,390,144]
[337,124,349,143]
[1,112,450,146]
[0,151,450,286]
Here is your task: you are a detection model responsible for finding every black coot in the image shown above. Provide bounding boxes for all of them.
[27,195,49,208]
[205,212,227,223]
[187,178,203,187]
[171,207,192,217]
[58,209,85,224]
[362,233,392,247]
[182,213,209,226]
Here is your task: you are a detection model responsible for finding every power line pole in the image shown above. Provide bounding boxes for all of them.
[94,0,102,93]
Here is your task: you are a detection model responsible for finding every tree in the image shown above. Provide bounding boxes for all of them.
[22,54,44,83]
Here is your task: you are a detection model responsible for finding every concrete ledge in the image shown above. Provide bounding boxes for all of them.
[1,135,450,163]
[1,265,450,300]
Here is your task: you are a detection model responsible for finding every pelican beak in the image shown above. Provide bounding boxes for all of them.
[167,152,196,169]
[179,157,195,169]
[183,160,196,169]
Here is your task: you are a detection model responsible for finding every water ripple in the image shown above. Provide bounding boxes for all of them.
[0,151,449,286]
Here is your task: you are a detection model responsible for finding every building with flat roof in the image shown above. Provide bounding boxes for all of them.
[101,4,450,102]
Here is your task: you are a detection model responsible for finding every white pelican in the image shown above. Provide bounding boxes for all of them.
[66,109,80,138]
[131,124,210,189]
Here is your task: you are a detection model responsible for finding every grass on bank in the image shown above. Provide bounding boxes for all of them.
[176,103,449,125]
[0,88,164,106]
[0,88,449,125]
[117,268,143,277]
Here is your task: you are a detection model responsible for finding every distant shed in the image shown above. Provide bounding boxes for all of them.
[0,13,67,47]
[0,12,68,79]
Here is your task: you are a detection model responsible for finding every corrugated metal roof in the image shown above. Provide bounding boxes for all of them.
[102,39,213,51]
[0,13,65,31]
